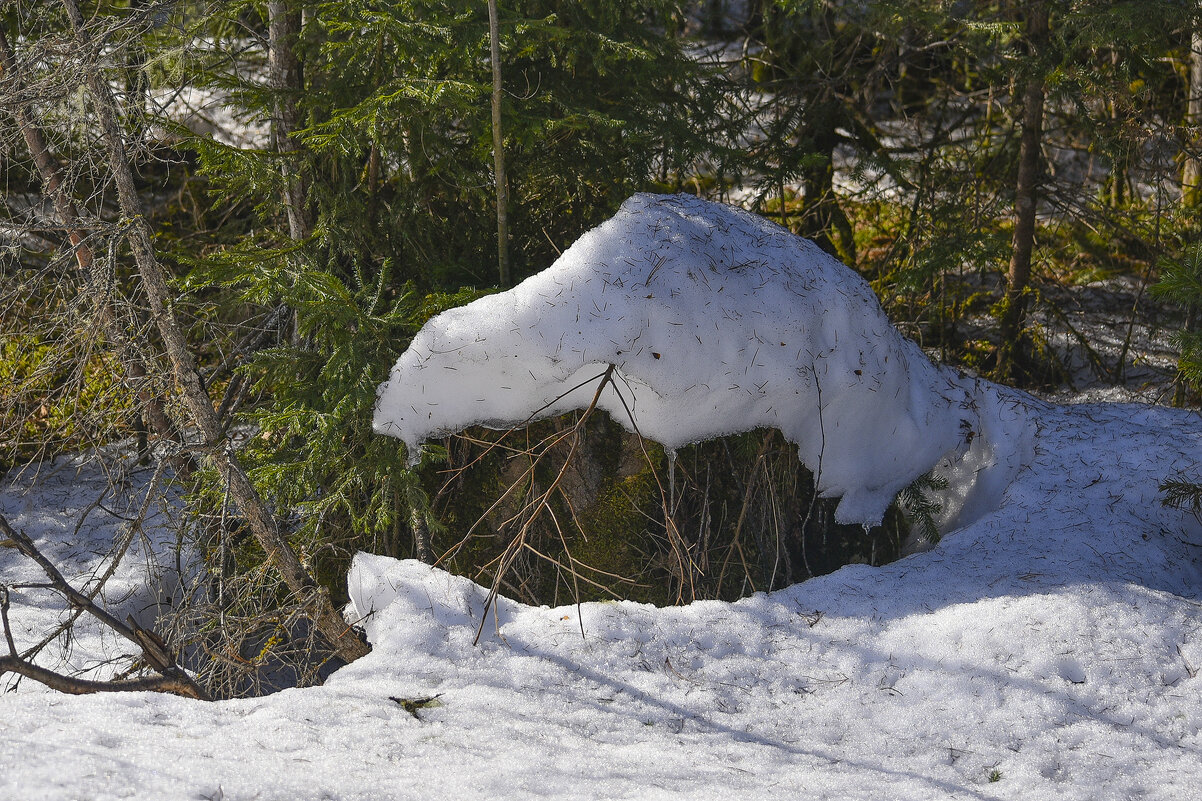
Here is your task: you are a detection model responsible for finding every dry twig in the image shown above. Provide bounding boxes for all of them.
[0,512,209,700]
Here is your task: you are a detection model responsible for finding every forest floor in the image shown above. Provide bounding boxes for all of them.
[2,386,1201,800]
[1023,271,1181,403]
[2,198,1201,800]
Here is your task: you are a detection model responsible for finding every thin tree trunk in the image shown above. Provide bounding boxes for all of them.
[488,0,511,287]
[268,1,311,349]
[0,28,93,274]
[124,0,150,141]
[1109,49,1127,209]
[799,93,855,264]
[268,1,312,242]
[1184,26,1202,207]
[58,0,368,663]
[795,5,854,265]
[1175,304,1199,407]
[410,503,433,564]
[999,2,1048,380]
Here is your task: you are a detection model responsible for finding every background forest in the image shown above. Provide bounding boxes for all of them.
[3,0,1202,697]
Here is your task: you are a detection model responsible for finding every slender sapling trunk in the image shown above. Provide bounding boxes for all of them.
[488,0,511,287]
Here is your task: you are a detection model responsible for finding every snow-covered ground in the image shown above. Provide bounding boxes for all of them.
[3,196,1202,800]
[0,456,185,681]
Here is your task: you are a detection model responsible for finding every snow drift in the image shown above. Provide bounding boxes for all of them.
[374,193,1031,526]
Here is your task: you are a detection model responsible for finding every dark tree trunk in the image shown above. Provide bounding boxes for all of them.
[998,1,1048,382]
[799,92,855,265]
[268,1,312,242]
[1108,49,1127,210]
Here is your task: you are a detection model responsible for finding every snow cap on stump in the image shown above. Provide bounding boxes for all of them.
[374,193,973,525]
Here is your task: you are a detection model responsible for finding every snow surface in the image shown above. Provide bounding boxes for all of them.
[3,195,1202,800]
[0,455,185,680]
[152,86,270,149]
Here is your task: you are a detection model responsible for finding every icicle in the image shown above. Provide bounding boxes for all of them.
[405,447,422,469]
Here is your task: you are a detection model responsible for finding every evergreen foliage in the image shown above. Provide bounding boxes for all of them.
[4,0,1202,696]
[175,0,722,582]
[1156,243,1202,514]
[1154,243,1202,389]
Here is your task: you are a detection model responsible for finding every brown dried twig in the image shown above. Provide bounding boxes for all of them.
[471,365,616,644]
[465,359,719,641]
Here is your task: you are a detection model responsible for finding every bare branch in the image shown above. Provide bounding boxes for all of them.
[0,512,210,700]
[0,651,205,698]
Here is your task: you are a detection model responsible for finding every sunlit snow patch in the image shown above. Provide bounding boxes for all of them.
[375,193,1031,527]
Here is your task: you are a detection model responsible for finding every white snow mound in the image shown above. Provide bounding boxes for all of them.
[375,193,1029,526]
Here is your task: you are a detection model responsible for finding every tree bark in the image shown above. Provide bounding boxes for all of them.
[1108,49,1127,209]
[410,503,433,564]
[998,1,1048,381]
[488,0,511,287]
[0,28,93,274]
[799,90,855,265]
[58,0,368,664]
[268,0,312,241]
[124,0,150,141]
[0,653,207,698]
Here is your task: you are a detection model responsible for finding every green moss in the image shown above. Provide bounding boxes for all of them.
[0,332,135,469]
[569,469,668,604]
